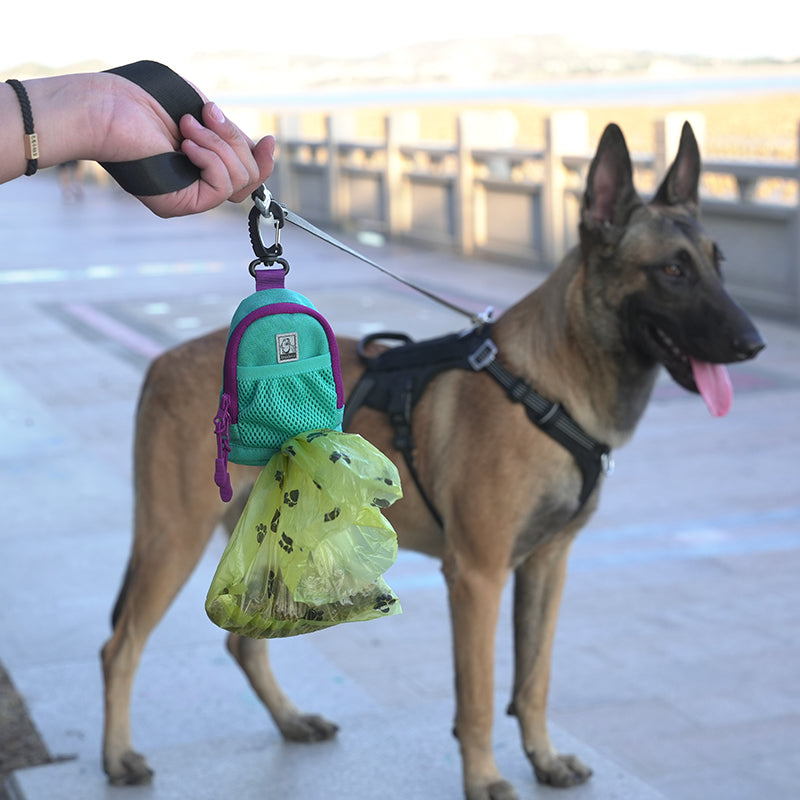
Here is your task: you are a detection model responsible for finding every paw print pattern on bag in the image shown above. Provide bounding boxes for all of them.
[206,430,403,638]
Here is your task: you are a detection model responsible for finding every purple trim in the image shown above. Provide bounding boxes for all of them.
[223,302,344,420]
[254,269,286,291]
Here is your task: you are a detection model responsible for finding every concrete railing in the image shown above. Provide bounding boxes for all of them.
[265,110,800,321]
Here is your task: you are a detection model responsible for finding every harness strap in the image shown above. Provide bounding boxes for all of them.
[482,359,613,506]
[346,328,613,526]
[100,61,204,196]
[386,379,446,529]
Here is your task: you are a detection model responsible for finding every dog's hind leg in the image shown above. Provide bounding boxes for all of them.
[507,536,592,787]
[101,506,220,785]
[101,344,231,785]
[225,635,339,742]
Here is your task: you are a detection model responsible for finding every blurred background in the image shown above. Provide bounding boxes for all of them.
[2,0,799,158]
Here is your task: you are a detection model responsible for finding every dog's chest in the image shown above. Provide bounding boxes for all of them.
[510,483,592,564]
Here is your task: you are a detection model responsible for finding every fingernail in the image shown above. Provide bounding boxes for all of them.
[209,103,226,124]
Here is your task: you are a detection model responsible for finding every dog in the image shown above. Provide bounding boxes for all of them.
[101,121,764,799]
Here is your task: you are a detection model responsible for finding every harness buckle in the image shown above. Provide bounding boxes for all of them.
[601,451,615,476]
[468,338,498,371]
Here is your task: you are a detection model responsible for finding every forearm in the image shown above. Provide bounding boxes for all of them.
[1,65,275,216]
[1,73,107,182]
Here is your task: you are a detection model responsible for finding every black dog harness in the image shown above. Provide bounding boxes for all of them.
[343,325,613,527]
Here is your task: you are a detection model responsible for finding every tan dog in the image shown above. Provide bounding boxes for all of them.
[101,122,764,800]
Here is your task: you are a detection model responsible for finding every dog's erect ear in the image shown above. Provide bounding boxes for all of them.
[652,122,701,212]
[581,123,641,230]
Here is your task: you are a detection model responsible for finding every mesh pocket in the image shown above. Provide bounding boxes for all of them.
[237,365,341,451]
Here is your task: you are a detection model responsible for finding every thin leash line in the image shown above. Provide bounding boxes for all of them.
[250,184,489,326]
[281,208,488,326]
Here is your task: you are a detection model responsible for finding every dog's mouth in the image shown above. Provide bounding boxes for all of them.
[644,324,733,417]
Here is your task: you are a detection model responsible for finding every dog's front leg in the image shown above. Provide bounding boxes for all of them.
[508,536,592,787]
[444,550,518,800]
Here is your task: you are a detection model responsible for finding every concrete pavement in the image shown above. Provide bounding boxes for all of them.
[1,172,799,799]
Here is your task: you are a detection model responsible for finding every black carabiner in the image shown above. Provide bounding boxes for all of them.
[248,186,286,265]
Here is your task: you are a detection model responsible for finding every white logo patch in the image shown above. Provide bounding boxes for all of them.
[275,332,299,363]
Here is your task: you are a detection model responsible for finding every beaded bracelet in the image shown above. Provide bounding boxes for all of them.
[5,79,39,176]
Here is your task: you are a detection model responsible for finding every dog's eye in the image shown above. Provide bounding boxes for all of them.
[663,263,683,278]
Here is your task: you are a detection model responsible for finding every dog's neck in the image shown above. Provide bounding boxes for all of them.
[495,253,659,448]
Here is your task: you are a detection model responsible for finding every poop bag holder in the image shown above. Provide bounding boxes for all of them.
[213,263,345,501]
[205,429,402,638]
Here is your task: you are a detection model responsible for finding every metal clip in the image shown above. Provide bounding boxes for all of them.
[249,185,287,266]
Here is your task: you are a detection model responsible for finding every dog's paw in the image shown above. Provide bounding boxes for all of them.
[279,712,339,743]
[465,778,519,800]
[531,750,593,787]
[105,749,154,785]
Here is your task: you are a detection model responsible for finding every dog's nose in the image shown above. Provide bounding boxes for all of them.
[733,327,766,361]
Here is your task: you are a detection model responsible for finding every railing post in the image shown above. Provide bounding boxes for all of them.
[795,120,800,319]
[274,114,302,211]
[543,111,589,267]
[456,111,518,256]
[384,111,419,239]
[326,114,356,227]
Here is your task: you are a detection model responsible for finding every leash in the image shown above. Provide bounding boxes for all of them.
[100,61,206,195]
[249,185,493,327]
[99,60,489,326]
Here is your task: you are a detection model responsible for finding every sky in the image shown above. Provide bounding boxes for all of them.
[4,0,799,72]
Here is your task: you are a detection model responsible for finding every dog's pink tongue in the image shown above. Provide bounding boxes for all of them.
[690,358,733,417]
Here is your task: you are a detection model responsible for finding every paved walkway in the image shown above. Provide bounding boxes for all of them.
[1,173,799,799]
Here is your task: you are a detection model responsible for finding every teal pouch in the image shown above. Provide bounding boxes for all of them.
[213,265,344,501]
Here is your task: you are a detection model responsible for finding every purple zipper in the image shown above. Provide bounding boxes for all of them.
[213,393,233,501]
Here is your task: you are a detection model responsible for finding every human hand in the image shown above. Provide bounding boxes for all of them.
[143,102,276,217]
[2,66,276,217]
[94,70,275,217]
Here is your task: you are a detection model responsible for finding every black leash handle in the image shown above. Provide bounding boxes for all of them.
[99,60,204,196]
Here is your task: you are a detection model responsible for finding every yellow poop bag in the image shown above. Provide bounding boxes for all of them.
[206,430,403,638]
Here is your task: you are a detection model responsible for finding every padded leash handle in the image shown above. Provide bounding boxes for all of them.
[100,60,205,196]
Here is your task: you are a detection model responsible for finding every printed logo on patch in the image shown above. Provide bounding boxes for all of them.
[275,332,299,363]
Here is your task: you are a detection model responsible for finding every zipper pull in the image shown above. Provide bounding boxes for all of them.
[213,394,233,502]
